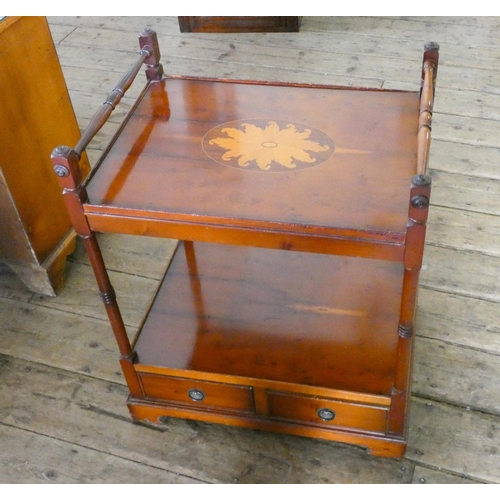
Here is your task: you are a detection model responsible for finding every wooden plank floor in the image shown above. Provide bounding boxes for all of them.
[1,16,499,483]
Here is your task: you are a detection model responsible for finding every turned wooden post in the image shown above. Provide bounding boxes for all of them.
[74,29,162,157]
[139,28,163,81]
[49,29,164,398]
[51,146,143,397]
[389,173,432,435]
[388,42,439,436]
[417,42,439,176]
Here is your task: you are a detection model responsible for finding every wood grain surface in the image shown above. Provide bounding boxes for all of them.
[0,15,499,483]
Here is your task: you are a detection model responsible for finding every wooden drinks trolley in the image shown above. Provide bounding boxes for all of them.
[52,30,439,458]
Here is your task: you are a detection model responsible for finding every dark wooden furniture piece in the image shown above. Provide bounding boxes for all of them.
[51,29,439,458]
[178,16,301,33]
[0,16,91,295]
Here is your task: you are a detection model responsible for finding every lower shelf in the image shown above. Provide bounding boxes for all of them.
[134,241,404,394]
[129,241,409,456]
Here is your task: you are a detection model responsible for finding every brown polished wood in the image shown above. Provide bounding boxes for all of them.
[74,30,162,158]
[134,241,403,395]
[178,16,301,33]
[85,78,420,242]
[0,16,90,295]
[417,42,439,176]
[52,30,439,458]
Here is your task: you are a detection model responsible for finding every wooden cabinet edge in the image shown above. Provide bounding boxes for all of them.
[1,230,76,296]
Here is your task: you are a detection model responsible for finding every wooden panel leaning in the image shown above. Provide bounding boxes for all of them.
[51,32,439,460]
[0,16,91,296]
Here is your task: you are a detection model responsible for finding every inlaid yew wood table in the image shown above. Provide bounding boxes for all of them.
[51,30,439,458]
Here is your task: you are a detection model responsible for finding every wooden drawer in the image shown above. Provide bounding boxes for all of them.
[268,391,388,434]
[138,373,254,413]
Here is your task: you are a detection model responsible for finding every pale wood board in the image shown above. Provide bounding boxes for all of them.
[29,260,160,329]
[69,234,178,279]
[304,16,500,46]
[407,397,500,483]
[0,355,414,484]
[421,245,500,302]
[0,264,34,303]
[413,337,500,414]
[417,288,500,354]
[0,424,203,483]
[50,23,500,94]
[2,354,500,483]
[426,207,500,257]
[429,140,500,180]
[0,296,124,383]
[0,15,499,484]
[411,466,483,484]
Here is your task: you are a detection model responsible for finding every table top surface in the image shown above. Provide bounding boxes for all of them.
[86,77,420,236]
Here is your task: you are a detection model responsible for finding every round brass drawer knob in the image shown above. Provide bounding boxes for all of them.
[188,389,206,402]
[317,408,336,421]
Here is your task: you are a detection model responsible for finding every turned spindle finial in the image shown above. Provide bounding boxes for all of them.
[424,41,440,52]
[139,28,163,81]
[140,27,154,36]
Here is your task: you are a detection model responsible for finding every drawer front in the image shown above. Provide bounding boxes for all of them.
[268,391,388,433]
[138,373,254,413]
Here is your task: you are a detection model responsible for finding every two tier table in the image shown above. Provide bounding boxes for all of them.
[52,30,439,458]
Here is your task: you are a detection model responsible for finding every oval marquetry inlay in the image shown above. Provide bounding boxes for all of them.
[202,119,335,172]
